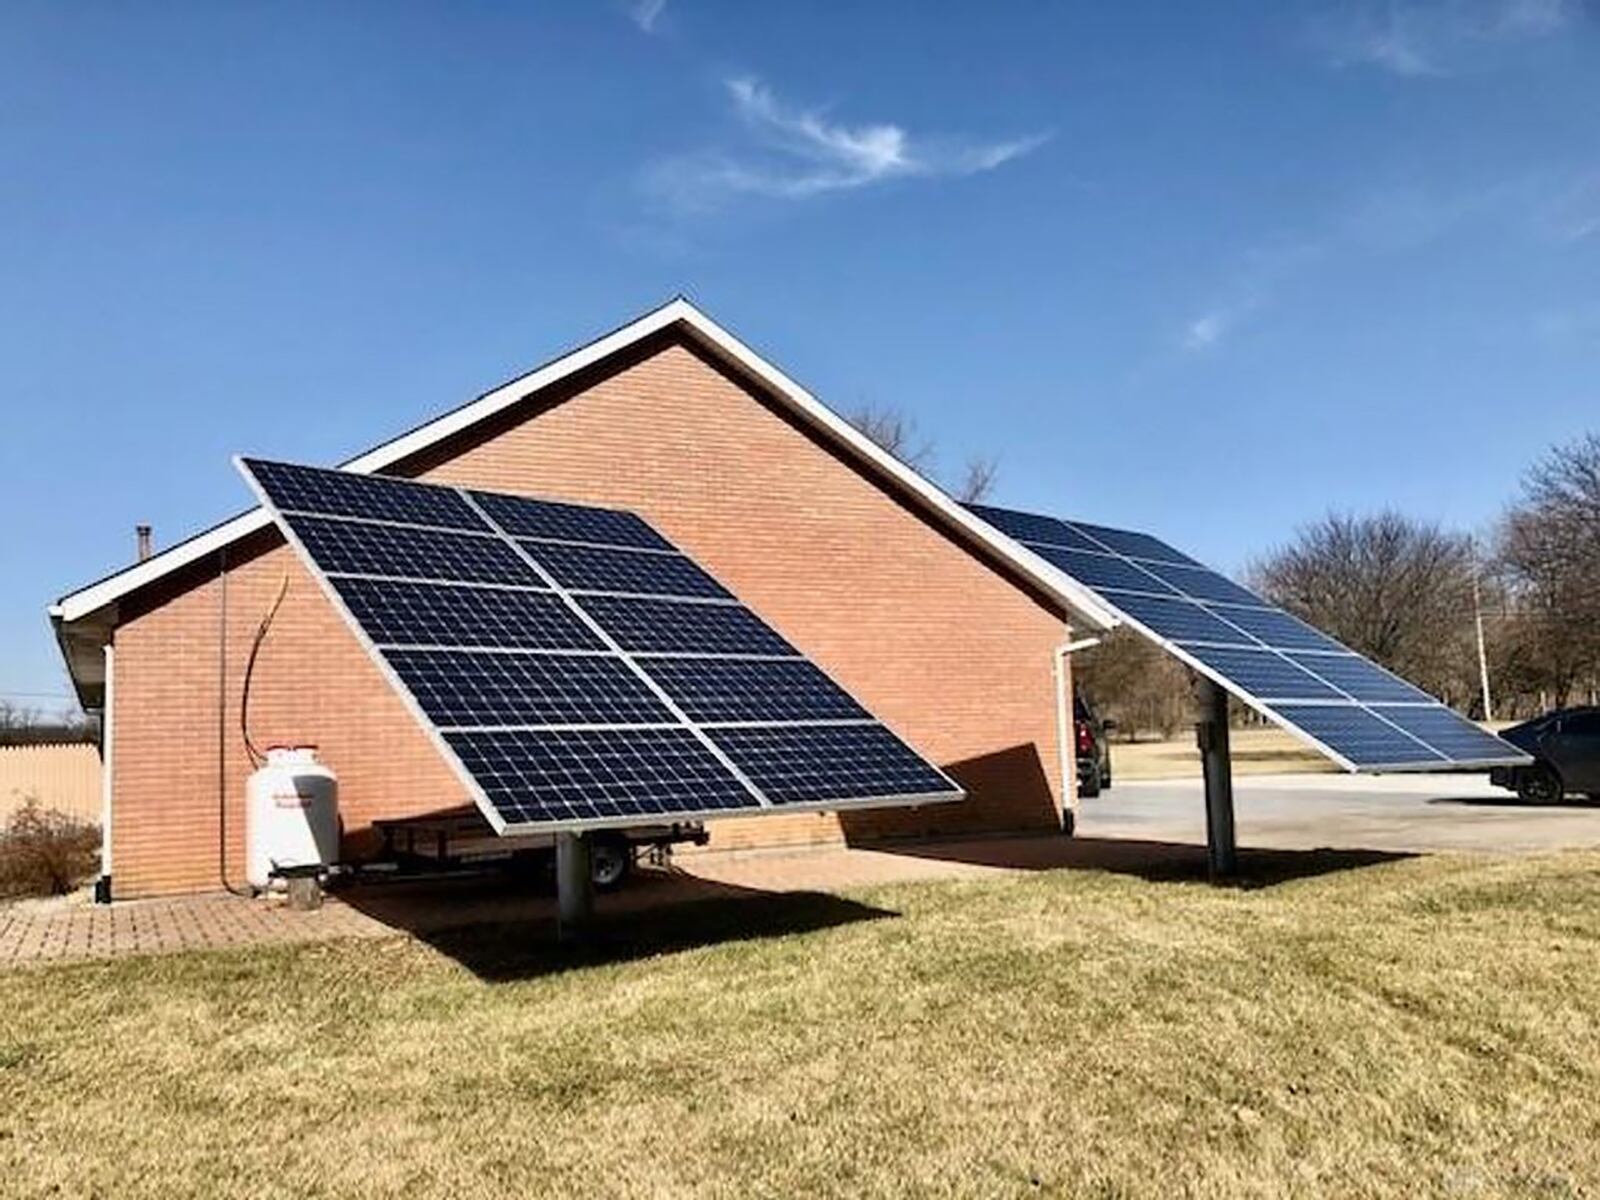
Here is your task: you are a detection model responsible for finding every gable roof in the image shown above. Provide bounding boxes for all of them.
[50,297,1118,701]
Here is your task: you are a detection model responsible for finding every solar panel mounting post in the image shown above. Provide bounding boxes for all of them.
[1195,676,1238,880]
[556,832,594,940]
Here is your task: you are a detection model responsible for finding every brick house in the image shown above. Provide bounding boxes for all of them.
[51,299,1116,899]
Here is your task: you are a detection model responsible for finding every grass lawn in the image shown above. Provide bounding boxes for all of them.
[5,852,1600,1198]
[1111,726,1334,780]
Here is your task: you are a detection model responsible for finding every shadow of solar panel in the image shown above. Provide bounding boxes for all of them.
[1065,521,1200,565]
[710,724,955,804]
[1370,705,1514,761]
[285,514,541,585]
[245,459,490,531]
[444,727,760,825]
[330,578,601,650]
[648,658,869,723]
[1031,545,1178,594]
[522,541,731,599]
[1181,645,1344,701]
[966,504,1102,551]
[581,594,797,656]
[1270,705,1445,766]
[470,490,672,551]
[386,650,672,727]
[1099,591,1258,646]
[1289,654,1434,704]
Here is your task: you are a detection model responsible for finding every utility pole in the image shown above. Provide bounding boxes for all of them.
[1473,561,1494,723]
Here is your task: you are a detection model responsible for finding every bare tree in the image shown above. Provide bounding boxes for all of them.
[0,701,98,747]
[1493,432,1600,710]
[1252,511,1480,706]
[846,404,935,472]
[846,404,1000,502]
[956,455,999,503]
[1074,629,1193,740]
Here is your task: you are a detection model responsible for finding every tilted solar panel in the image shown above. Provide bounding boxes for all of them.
[968,502,1531,773]
[238,459,963,833]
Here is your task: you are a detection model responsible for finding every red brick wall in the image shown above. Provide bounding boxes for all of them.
[107,334,1075,897]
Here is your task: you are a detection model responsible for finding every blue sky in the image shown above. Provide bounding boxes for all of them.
[2,1,1596,709]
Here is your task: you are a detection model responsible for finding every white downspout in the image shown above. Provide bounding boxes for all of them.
[97,641,114,902]
[1054,633,1101,829]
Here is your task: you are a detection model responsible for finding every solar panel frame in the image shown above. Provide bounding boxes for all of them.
[969,501,1531,774]
[238,457,965,834]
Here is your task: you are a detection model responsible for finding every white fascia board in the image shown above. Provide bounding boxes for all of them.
[52,297,1118,633]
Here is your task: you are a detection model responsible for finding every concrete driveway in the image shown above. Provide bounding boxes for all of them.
[1077,772,1600,855]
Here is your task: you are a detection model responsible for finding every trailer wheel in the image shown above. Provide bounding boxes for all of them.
[590,835,632,892]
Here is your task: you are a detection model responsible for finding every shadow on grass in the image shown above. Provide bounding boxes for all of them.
[338,872,895,982]
[868,834,1411,889]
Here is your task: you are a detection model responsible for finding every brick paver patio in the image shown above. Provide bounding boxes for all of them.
[0,836,1067,969]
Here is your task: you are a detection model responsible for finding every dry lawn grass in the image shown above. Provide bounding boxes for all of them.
[5,852,1600,1197]
[1112,726,1336,780]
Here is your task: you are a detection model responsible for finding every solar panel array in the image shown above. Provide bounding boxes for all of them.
[239,459,962,832]
[969,503,1530,772]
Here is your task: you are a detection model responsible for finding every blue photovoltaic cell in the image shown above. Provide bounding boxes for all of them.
[1370,705,1516,762]
[966,504,1102,551]
[1289,654,1435,704]
[444,727,760,825]
[710,724,955,805]
[1269,704,1445,766]
[1137,561,1264,607]
[470,490,672,551]
[284,514,541,585]
[1064,521,1200,566]
[385,649,671,727]
[647,658,869,724]
[1198,604,1349,654]
[1031,545,1177,595]
[580,594,797,657]
[1180,645,1344,701]
[330,578,602,651]
[243,459,490,532]
[1099,591,1258,646]
[522,541,732,599]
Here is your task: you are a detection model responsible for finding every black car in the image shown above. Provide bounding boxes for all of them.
[1075,696,1114,798]
[1490,707,1600,803]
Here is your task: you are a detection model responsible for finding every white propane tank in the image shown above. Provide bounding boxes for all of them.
[246,746,339,891]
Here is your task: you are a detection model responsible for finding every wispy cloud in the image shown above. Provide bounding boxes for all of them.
[1312,0,1582,77]
[1539,171,1600,243]
[1177,165,1599,354]
[628,0,667,34]
[1179,242,1323,352]
[644,77,1048,212]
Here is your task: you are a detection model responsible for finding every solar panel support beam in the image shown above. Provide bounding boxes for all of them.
[1195,676,1237,880]
[556,832,594,940]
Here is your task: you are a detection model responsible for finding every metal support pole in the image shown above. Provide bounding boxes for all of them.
[555,832,594,940]
[1195,676,1237,880]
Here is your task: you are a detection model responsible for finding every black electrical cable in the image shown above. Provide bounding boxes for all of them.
[241,572,290,770]
[216,547,289,898]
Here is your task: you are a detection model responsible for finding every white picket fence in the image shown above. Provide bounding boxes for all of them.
[0,743,102,826]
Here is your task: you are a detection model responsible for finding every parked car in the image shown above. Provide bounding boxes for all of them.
[1490,707,1600,803]
[1075,696,1114,798]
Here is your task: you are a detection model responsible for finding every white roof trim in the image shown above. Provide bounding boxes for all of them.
[52,297,1118,631]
